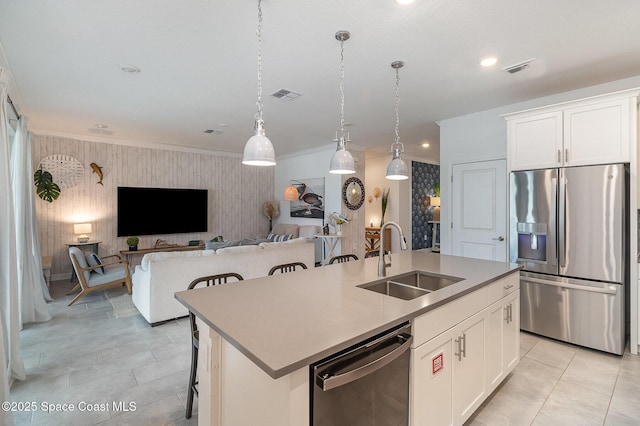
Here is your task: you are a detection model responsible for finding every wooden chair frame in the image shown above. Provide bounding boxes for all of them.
[268,262,308,275]
[186,272,244,419]
[67,252,132,306]
[329,254,359,264]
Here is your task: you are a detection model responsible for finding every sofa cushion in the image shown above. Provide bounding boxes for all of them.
[86,252,105,274]
[271,224,299,238]
[267,233,293,242]
[216,245,262,254]
[140,250,214,271]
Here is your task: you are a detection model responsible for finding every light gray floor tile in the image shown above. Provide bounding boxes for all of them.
[525,337,577,370]
[559,348,621,396]
[96,394,186,426]
[69,350,157,386]
[519,331,540,358]
[469,357,563,426]
[532,380,610,426]
[132,352,191,385]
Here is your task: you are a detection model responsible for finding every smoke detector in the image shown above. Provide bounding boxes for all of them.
[271,89,301,101]
[503,58,536,74]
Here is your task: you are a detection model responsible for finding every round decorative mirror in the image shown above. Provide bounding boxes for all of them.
[342,177,365,210]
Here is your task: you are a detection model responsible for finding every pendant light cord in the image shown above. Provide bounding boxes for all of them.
[339,38,345,135]
[256,0,264,120]
[394,66,400,146]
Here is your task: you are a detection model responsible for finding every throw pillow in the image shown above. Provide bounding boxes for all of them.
[85,252,105,274]
[267,233,292,242]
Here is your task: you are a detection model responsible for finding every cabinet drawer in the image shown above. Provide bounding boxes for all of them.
[487,274,519,305]
[412,286,488,347]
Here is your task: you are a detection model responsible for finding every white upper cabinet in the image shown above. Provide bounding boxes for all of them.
[506,90,638,171]
[508,111,563,170]
[564,98,631,166]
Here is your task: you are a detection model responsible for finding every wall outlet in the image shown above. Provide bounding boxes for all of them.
[424,235,428,241]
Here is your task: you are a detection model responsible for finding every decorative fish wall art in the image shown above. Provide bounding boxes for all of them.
[89,162,104,185]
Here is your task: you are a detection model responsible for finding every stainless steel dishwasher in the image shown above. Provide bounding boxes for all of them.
[310,322,412,425]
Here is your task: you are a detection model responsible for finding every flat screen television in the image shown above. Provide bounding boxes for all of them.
[117,187,208,237]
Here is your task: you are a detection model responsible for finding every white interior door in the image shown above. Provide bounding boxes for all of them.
[451,160,507,261]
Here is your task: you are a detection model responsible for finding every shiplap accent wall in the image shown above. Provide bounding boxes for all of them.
[32,135,274,279]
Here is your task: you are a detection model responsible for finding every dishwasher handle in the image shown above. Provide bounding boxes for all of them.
[316,333,413,391]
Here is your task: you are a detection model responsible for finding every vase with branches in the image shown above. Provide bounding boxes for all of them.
[262,201,280,233]
[381,188,390,226]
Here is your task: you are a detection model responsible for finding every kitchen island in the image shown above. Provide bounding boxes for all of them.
[175,251,521,425]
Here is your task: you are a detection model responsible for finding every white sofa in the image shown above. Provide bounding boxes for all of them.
[131,238,315,325]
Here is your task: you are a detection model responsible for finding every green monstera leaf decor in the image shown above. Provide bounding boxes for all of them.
[34,168,61,202]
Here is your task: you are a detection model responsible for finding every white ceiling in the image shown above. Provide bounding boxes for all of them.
[2,0,640,163]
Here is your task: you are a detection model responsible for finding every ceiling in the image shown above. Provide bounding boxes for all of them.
[2,0,640,163]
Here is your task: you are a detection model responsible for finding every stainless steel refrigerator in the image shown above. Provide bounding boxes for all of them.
[510,163,629,355]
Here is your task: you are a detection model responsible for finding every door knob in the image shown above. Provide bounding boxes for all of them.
[492,236,505,241]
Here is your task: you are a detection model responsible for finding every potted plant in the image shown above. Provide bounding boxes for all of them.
[126,236,139,251]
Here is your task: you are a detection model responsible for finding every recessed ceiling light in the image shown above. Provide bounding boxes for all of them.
[480,57,498,67]
[120,64,141,73]
[422,142,430,148]
[396,0,415,4]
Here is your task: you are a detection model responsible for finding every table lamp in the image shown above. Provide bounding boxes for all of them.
[74,223,92,243]
[431,196,441,221]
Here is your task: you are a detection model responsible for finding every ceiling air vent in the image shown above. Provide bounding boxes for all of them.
[271,89,301,101]
[203,129,223,135]
[503,58,536,74]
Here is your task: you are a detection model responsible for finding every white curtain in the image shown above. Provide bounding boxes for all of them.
[0,67,21,425]
[10,116,53,324]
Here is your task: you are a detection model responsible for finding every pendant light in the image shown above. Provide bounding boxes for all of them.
[283,184,298,201]
[242,0,276,166]
[329,30,355,175]
[386,61,409,180]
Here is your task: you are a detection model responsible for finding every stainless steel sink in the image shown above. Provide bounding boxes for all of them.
[358,271,464,300]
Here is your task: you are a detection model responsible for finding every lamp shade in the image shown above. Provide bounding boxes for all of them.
[284,185,299,201]
[74,223,92,242]
[430,196,441,207]
[329,148,355,174]
[242,120,276,166]
[386,157,409,180]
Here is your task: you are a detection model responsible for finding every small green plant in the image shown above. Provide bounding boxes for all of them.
[381,188,390,225]
[34,168,61,202]
[433,182,440,197]
[126,236,139,247]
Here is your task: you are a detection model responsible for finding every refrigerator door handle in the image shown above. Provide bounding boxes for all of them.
[558,174,567,268]
[550,176,558,266]
[520,276,619,295]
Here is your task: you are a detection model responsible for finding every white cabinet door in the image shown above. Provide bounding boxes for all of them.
[508,111,563,171]
[564,98,631,166]
[485,299,505,391]
[503,291,520,372]
[452,311,486,425]
[411,329,454,426]
[485,290,521,393]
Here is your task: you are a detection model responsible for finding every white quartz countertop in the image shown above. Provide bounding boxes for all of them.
[175,251,520,379]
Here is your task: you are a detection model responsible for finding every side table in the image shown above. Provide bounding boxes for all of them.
[65,241,102,282]
[314,234,343,265]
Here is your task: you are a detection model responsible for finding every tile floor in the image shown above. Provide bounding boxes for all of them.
[467,332,640,425]
[9,280,640,425]
[9,280,197,425]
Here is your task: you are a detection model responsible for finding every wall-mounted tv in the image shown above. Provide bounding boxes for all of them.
[117,187,208,237]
